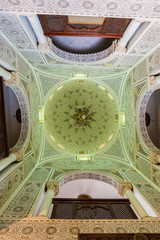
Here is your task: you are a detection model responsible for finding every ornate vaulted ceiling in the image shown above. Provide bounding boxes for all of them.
[0,5,160,198]
[44,79,119,155]
[1,4,160,237]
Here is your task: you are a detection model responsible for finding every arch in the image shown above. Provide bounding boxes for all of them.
[58,171,122,194]
[7,85,29,149]
[55,179,125,199]
[51,42,115,63]
[138,85,160,151]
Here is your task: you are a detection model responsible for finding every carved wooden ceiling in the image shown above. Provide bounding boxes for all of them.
[39,15,130,38]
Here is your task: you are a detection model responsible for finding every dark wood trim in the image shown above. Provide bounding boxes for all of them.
[78,233,160,240]
[44,32,123,38]
[51,199,137,220]
[39,15,130,39]
[0,76,9,160]
[52,198,131,203]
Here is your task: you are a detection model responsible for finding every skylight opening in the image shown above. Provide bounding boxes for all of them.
[99,85,106,91]
[49,94,54,100]
[50,135,55,142]
[98,143,106,149]
[77,156,91,161]
[108,134,113,141]
[73,73,87,78]
[57,85,63,91]
[108,93,113,99]
[120,112,125,125]
[39,109,43,122]
[58,144,65,149]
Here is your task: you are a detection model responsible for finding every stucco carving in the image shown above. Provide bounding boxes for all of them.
[150,151,160,164]
[47,181,59,196]
[118,182,132,196]
[10,148,24,162]
[138,87,160,151]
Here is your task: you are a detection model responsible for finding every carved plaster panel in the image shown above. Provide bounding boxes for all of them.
[1,1,160,20]
[51,42,113,63]
[59,172,119,191]
[0,34,16,69]
[0,11,36,50]
[0,163,23,210]
[148,44,160,75]
[0,218,159,240]
[128,22,160,56]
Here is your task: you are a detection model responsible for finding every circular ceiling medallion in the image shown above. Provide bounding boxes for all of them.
[82,1,94,9]
[58,0,69,8]
[153,5,160,12]
[130,4,142,11]
[32,0,45,6]
[8,0,20,5]
[44,79,119,155]
[106,2,118,10]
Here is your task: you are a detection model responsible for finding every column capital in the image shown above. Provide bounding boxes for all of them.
[38,37,52,51]
[150,151,160,164]
[148,75,160,89]
[10,148,24,162]
[143,216,160,220]
[134,18,144,23]
[5,72,18,86]
[118,182,132,196]
[46,181,59,196]
[114,42,126,54]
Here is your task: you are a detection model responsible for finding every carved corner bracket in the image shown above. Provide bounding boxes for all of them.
[4,72,19,86]
[118,182,132,196]
[47,181,59,196]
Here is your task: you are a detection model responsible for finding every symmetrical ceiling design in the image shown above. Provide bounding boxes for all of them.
[44,79,119,155]
[0,6,160,225]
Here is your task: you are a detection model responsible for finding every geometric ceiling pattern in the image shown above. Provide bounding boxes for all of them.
[2,0,160,20]
[44,79,119,155]
[1,8,160,235]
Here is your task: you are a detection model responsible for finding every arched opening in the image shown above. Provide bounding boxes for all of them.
[145,89,160,149]
[55,179,125,199]
[3,86,21,148]
[51,179,138,220]
[52,36,114,54]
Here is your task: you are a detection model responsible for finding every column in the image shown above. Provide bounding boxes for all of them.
[27,15,51,50]
[0,66,11,81]
[119,20,141,47]
[28,15,46,44]
[0,148,24,171]
[115,20,141,53]
[38,182,59,217]
[118,182,149,219]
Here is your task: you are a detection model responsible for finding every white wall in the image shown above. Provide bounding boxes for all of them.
[55,179,126,199]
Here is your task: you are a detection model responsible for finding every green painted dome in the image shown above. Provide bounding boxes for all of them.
[44,79,119,155]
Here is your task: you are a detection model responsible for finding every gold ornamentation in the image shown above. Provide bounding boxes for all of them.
[38,37,52,51]
[118,182,132,196]
[73,107,95,127]
[4,72,18,86]
[150,151,160,164]
[47,182,59,196]
[10,148,24,162]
